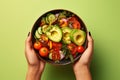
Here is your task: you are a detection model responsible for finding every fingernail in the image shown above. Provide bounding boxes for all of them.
[89,31,91,36]
[27,32,30,37]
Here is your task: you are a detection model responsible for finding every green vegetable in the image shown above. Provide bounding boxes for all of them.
[45,25,62,42]
[47,13,56,24]
[61,44,74,63]
[41,25,48,33]
[37,27,42,34]
[70,29,86,46]
[62,27,72,44]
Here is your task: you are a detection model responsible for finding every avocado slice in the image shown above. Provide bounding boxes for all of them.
[70,29,86,46]
[46,25,62,42]
[62,27,72,44]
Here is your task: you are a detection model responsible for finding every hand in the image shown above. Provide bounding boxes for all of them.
[73,32,94,80]
[25,32,46,80]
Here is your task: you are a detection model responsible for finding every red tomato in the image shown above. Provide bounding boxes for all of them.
[77,46,85,53]
[57,43,62,49]
[52,42,62,50]
[68,16,81,29]
[67,43,77,55]
[51,49,60,61]
[33,42,42,50]
[39,47,49,57]
[72,47,77,55]
[72,21,81,29]
[68,16,76,22]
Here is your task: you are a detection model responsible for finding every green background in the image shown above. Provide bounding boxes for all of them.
[0,0,120,80]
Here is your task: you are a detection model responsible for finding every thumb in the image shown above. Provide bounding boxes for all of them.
[25,32,32,50]
[80,32,94,63]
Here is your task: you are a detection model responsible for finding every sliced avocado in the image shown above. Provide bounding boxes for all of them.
[62,27,72,44]
[46,25,62,42]
[70,29,86,46]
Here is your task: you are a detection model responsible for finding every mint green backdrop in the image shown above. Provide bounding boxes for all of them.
[0,0,120,80]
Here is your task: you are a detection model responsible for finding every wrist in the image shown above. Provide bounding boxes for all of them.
[74,65,89,74]
[26,66,41,80]
[74,65,92,80]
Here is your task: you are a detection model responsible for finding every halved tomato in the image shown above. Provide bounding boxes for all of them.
[68,16,81,29]
[67,43,77,55]
[49,49,60,61]
[52,42,62,50]
[72,20,81,29]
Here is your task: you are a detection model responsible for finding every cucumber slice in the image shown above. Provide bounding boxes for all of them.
[45,17,49,24]
[49,53,52,60]
[47,13,56,24]
[37,27,42,34]
[35,30,40,39]
[41,25,48,33]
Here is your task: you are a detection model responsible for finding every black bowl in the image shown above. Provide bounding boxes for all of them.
[31,9,87,65]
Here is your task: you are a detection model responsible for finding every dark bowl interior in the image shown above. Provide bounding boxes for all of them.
[31,9,87,65]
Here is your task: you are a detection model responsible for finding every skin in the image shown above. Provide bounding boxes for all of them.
[25,32,46,80]
[73,32,94,80]
[25,32,94,80]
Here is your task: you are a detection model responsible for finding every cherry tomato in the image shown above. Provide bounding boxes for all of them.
[39,47,49,57]
[77,46,85,53]
[33,41,42,50]
[67,43,77,55]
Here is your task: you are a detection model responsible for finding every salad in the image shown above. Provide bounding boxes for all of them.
[32,10,87,64]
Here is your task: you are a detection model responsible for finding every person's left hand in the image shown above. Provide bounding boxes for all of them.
[25,32,45,80]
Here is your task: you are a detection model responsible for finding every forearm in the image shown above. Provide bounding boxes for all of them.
[26,66,41,80]
[74,65,92,80]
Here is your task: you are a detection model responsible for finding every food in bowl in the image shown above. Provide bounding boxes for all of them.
[31,9,87,65]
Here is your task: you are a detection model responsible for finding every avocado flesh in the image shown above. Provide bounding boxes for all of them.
[46,25,62,42]
[62,27,72,44]
[70,29,86,46]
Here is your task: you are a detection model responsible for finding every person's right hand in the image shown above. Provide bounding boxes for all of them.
[73,32,94,80]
